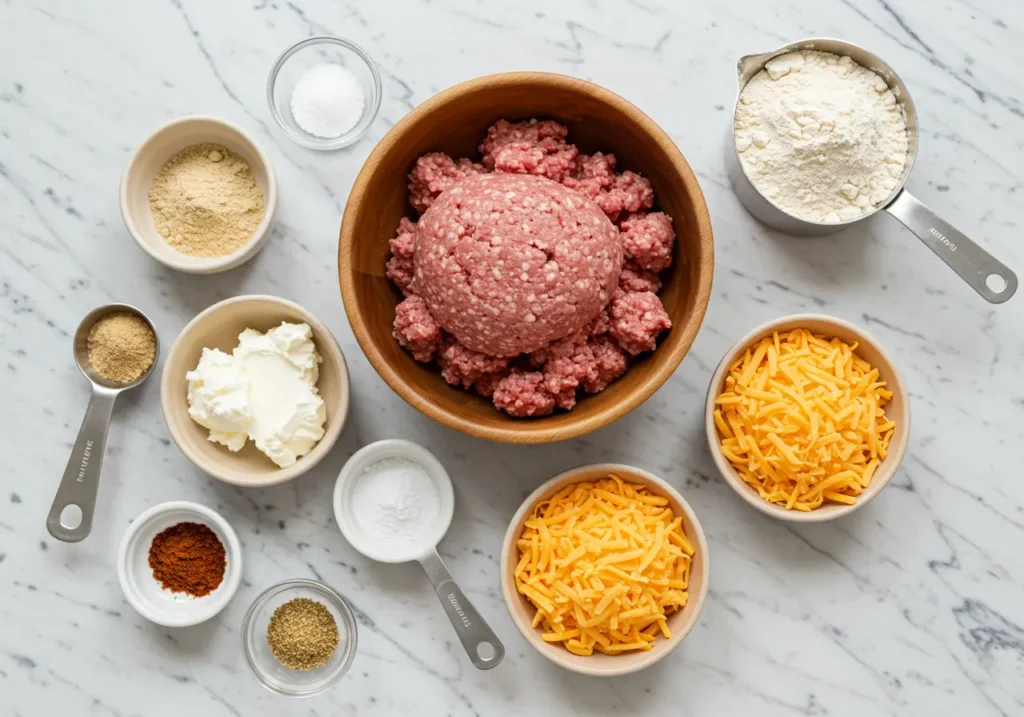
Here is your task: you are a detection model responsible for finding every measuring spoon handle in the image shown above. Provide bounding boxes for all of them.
[885,190,1018,304]
[420,550,505,670]
[47,388,117,542]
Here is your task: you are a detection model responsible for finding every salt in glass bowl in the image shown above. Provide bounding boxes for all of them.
[241,578,358,696]
[267,36,382,150]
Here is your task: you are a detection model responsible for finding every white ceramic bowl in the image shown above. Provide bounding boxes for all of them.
[120,116,278,274]
[704,314,911,522]
[117,501,243,627]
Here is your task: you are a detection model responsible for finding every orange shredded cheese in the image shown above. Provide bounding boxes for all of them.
[514,475,693,656]
[714,328,895,511]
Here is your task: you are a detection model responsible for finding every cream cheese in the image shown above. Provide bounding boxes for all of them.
[186,347,251,451]
[185,322,326,467]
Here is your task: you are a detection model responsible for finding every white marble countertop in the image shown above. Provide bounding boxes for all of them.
[3,0,1023,715]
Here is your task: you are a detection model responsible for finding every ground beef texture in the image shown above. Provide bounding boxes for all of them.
[386,118,676,417]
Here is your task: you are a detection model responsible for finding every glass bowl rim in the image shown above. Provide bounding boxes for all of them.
[266,35,383,150]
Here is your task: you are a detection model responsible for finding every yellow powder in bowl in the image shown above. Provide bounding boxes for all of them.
[148,143,265,258]
[87,312,156,384]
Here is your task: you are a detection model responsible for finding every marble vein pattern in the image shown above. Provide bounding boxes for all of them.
[1,0,1023,715]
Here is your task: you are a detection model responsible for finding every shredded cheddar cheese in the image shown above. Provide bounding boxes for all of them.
[514,475,693,656]
[714,328,895,511]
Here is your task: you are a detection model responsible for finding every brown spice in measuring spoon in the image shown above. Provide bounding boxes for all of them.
[86,312,156,383]
[148,522,226,597]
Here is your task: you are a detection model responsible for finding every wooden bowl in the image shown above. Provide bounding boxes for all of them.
[160,296,350,487]
[499,463,710,676]
[704,314,911,522]
[338,72,714,443]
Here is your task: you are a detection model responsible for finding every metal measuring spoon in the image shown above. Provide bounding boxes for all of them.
[46,304,159,543]
[333,440,505,670]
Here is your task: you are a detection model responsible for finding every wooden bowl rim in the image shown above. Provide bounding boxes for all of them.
[703,313,912,522]
[160,294,350,487]
[339,71,714,443]
[498,462,710,676]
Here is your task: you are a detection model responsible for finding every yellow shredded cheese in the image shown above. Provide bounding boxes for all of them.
[514,475,692,656]
[714,328,894,511]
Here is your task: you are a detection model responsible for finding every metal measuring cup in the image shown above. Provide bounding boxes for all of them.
[725,37,1018,304]
[333,440,505,670]
[46,304,159,542]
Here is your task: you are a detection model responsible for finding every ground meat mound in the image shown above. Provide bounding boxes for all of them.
[386,217,418,295]
[587,307,612,337]
[479,119,578,182]
[492,370,556,417]
[474,370,509,399]
[437,338,510,390]
[415,173,621,357]
[595,171,655,222]
[384,118,677,417]
[540,333,596,397]
[618,260,663,294]
[620,211,675,272]
[609,290,672,355]
[583,336,629,393]
[562,152,617,198]
[392,295,442,361]
[408,153,484,213]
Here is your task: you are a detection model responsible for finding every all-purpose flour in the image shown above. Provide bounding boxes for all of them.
[735,50,908,223]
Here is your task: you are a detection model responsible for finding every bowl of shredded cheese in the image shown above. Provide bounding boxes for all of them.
[500,464,709,676]
[705,314,910,522]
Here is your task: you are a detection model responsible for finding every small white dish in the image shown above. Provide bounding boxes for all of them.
[332,440,505,670]
[120,116,278,274]
[117,501,243,627]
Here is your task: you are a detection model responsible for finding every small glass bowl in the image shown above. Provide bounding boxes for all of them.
[267,36,382,150]
[241,579,358,697]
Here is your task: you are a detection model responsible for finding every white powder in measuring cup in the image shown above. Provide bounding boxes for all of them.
[349,457,440,550]
[734,50,908,223]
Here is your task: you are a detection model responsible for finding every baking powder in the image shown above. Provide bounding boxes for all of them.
[349,457,440,548]
[290,63,365,138]
[735,50,908,223]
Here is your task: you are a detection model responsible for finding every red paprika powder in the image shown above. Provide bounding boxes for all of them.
[148,522,226,597]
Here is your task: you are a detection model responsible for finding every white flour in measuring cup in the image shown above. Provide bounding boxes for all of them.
[734,50,908,223]
[349,457,441,554]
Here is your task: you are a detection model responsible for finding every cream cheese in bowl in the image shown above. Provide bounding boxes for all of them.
[186,322,326,467]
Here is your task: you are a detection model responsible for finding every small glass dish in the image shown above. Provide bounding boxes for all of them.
[242,578,358,696]
[267,36,382,151]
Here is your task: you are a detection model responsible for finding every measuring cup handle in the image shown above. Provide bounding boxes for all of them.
[46,389,116,542]
[885,190,1018,303]
[420,550,505,670]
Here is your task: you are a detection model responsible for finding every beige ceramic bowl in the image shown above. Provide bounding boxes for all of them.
[500,463,710,677]
[121,116,278,274]
[160,296,349,487]
[705,314,910,522]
